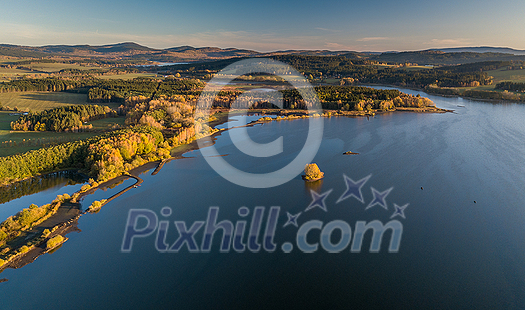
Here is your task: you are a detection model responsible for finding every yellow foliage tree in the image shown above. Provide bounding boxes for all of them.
[304,163,324,181]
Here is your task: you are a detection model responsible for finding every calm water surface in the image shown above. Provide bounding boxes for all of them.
[1,88,524,309]
[0,172,87,222]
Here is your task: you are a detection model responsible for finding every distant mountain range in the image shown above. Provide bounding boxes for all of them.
[430,46,525,55]
[1,42,525,65]
[0,42,352,62]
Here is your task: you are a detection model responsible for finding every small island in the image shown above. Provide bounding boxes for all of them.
[302,163,325,182]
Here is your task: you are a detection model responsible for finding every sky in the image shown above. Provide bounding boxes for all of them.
[1,0,525,52]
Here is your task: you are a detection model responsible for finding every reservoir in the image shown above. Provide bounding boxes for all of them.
[1,87,524,309]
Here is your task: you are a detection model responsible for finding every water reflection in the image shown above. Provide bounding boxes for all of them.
[0,171,87,223]
[0,171,86,205]
[304,179,324,194]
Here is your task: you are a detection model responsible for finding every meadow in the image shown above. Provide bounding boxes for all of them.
[0,92,88,112]
[0,91,125,157]
[0,112,92,156]
[0,112,126,157]
[460,68,525,91]
[0,59,157,81]
[23,62,102,73]
[97,73,160,80]
[0,67,35,82]
[486,67,525,83]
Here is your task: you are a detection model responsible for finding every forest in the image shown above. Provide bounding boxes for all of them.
[0,78,86,93]
[159,55,496,88]
[87,78,204,102]
[495,81,525,92]
[210,85,433,111]
[10,104,116,132]
[0,125,172,185]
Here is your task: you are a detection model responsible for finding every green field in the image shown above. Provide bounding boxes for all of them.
[0,61,107,81]
[0,112,93,156]
[98,73,160,80]
[88,117,126,130]
[375,64,432,71]
[0,111,18,131]
[459,68,525,92]
[0,92,88,112]
[0,67,35,81]
[486,68,525,83]
[0,111,128,157]
[322,78,339,84]
[0,59,155,78]
[0,91,125,157]
[25,62,103,73]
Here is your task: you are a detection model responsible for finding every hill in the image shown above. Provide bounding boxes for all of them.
[2,42,525,65]
[0,43,357,63]
[364,50,525,65]
[431,46,525,55]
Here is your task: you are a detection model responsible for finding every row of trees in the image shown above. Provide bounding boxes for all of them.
[0,76,203,101]
[495,81,525,92]
[122,96,196,129]
[425,85,525,101]
[356,67,492,88]
[84,126,170,181]
[10,105,115,132]
[0,126,170,185]
[313,86,433,111]
[86,78,204,102]
[0,194,70,246]
[87,78,160,102]
[209,86,433,111]
[0,78,85,93]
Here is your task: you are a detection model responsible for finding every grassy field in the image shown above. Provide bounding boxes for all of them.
[25,62,103,73]
[88,117,126,130]
[0,92,125,157]
[0,131,99,157]
[486,68,525,83]
[375,64,432,71]
[98,73,160,80]
[460,68,525,91]
[0,111,18,131]
[0,61,107,81]
[0,112,95,156]
[0,59,159,80]
[0,112,128,157]
[0,92,88,112]
[0,67,35,81]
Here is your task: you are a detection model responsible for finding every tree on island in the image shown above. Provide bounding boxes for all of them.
[303,163,324,181]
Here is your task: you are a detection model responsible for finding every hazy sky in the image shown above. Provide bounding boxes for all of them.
[1,0,524,52]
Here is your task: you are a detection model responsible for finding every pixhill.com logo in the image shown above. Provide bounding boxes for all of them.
[121,174,407,254]
[195,58,323,189]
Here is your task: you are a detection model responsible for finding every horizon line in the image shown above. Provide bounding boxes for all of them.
[2,41,524,55]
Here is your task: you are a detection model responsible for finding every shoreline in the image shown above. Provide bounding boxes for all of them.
[357,82,525,104]
[0,104,447,273]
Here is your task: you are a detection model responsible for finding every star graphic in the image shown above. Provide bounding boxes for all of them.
[336,174,371,204]
[391,203,409,219]
[283,212,301,227]
[365,187,393,210]
[305,189,333,212]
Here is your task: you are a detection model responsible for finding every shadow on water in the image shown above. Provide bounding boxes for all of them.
[0,170,87,205]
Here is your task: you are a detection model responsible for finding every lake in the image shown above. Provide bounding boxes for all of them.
[1,87,524,309]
